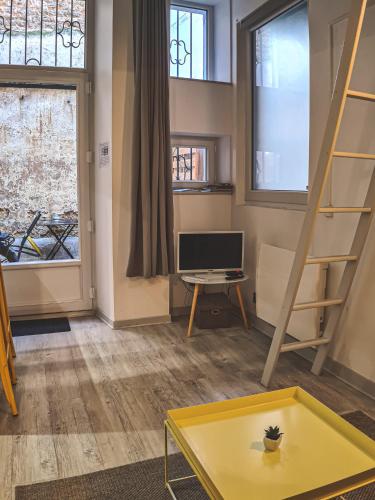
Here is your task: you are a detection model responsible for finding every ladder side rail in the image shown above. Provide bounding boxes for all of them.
[311,168,375,375]
[261,0,368,387]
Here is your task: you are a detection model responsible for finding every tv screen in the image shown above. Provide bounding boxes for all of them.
[177,232,244,273]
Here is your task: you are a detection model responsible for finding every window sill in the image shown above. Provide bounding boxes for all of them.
[242,190,308,210]
[173,186,233,195]
[241,199,308,211]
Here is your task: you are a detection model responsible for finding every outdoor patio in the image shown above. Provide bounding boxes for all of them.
[0,84,79,265]
[13,236,79,262]
[0,213,79,263]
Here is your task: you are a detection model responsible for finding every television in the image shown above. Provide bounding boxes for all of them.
[177,231,244,273]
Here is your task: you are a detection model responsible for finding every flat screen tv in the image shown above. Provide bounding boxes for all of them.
[177,231,244,273]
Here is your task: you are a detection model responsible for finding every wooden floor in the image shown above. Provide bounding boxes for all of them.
[1,317,374,498]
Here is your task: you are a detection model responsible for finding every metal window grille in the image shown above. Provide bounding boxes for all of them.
[170,4,207,80]
[172,146,207,182]
[0,0,86,68]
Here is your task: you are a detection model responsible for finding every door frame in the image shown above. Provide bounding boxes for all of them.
[0,67,93,315]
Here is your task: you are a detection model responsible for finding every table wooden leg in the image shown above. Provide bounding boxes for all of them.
[236,284,249,330]
[187,284,200,337]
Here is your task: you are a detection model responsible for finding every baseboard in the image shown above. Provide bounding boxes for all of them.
[250,314,375,400]
[96,309,114,328]
[113,315,171,329]
[325,359,375,400]
[96,309,171,329]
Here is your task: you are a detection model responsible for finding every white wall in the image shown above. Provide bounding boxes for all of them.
[170,46,234,313]
[171,193,232,310]
[311,0,375,383]
[110,0,170,324]
[93,0,234,325]
[94,0,115,321]
[186,0,232,82]
[231,0,375,384]
[212,0,232,82]
[170,78,233,136]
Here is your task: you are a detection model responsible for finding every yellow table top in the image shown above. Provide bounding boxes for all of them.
[167,387,375,499]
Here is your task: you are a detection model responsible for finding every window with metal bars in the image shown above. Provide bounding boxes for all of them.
[0,0,86,68]
[172,145,208,183]
[170,3,208,80]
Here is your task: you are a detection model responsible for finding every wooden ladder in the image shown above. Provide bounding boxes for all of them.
[0,263,18,415]
[261,0,375,387]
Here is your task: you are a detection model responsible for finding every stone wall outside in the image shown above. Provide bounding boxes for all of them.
[0,86,78,237]
[0,0,86,67]
[1,0,86,31]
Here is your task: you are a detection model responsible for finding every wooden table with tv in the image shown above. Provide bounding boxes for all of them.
[177,231,248,337]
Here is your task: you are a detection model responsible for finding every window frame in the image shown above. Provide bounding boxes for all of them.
[169,1,213,81]
[171,136,215,189]
[236,0,309,209]
[0,0,93,269]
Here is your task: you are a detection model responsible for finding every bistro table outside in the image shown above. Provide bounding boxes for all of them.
[38,218,78,260]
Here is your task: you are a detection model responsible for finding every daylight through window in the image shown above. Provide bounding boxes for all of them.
[0,0,86,68]
[172,146,207,183]
[170,3,207,80]
[252,1,309,192]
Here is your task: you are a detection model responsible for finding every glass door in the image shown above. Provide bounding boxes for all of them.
[0,75,92,315]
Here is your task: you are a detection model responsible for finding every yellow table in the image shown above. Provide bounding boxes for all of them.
[164,387,375,499]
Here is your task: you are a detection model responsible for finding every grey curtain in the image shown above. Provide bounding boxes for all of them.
[127,0,175,278]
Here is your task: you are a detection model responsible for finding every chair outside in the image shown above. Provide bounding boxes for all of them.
[0,233,16,263]
[10,211,43,262]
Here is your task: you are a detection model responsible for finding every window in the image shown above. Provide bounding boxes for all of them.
[237,0,309,207]
[171,138,214,188]
[252,2,309,192]
[0,83,80,263]
[0,0,86,68]
[170,3,208,80]
[172,146,207,182]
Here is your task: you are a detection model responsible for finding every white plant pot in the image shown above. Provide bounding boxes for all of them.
[263,435,282,451]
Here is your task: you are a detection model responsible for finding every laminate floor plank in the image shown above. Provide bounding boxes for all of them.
[0,316,373,499]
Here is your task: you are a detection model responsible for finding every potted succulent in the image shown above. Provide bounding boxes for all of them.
[264,426,283,451]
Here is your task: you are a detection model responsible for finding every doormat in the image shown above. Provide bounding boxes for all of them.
[10,318,71,337]
[14,411,374,500]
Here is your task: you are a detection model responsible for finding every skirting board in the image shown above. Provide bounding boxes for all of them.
[250,314,375,401]
[96,309,171,329]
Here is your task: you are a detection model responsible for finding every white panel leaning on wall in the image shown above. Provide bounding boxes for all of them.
[256,244,327,342]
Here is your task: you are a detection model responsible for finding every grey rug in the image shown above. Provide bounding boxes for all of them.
[15,453,208,500]
[15,411,374,500]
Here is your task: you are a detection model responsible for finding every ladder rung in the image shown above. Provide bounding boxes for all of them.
[333,151,375,160]
[293,298,344,311]
[306,255,358,264]
[319,207,371,214]
[347,89,375,102]
[280,338,331,353]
